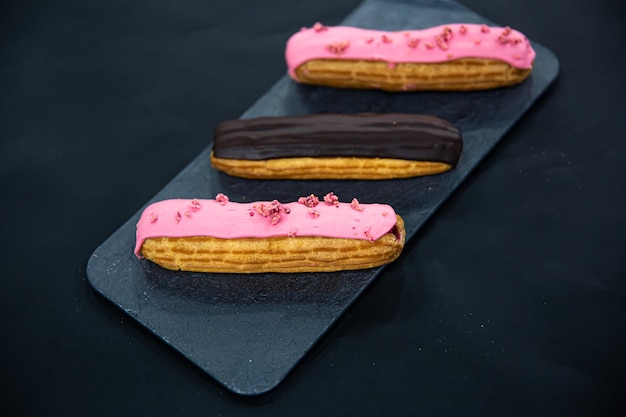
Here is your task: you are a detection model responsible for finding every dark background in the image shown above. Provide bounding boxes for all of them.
[1,0,624,416]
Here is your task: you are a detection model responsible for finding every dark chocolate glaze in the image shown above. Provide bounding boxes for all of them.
[212,113,463,166]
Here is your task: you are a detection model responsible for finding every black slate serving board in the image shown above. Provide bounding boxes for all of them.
[86,0,559,395]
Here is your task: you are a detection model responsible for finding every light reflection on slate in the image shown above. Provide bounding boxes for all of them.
[87,0,559,396]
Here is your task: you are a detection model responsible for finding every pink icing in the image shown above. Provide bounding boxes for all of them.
[134,197,398,258]
[285,23,536,79]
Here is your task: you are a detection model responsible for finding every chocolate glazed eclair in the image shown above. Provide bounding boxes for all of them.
[210,113,463,179]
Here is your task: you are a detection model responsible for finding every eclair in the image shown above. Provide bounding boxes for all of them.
[134,194,405,273]
[210,113,463,179]
[286,23,536,91]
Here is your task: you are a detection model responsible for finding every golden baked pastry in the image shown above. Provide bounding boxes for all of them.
[210,155,452,180]
[294,57,532,91]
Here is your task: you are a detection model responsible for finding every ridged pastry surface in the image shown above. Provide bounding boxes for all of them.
[140,216,404,273]
[211,154,452,179]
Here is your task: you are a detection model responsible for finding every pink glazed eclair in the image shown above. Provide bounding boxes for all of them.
[134,193,405,273]
[286,23,536,91]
